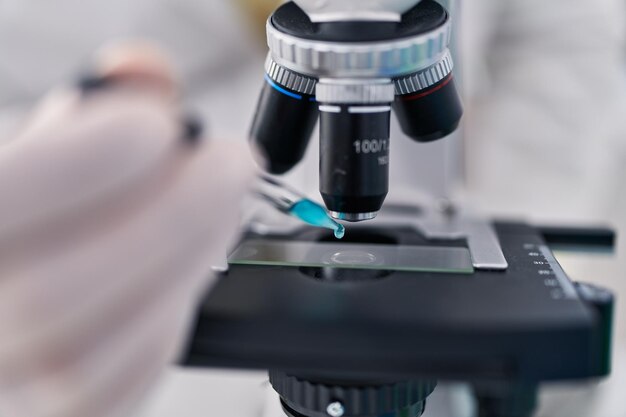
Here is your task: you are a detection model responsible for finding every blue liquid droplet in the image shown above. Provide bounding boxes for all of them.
[289,199,345,239]
[334,224,345,239]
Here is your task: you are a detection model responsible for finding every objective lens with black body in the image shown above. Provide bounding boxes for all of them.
[319,106,390,221]
[392,52,463,142]
[317,81,395,222]
[250,61,318,175]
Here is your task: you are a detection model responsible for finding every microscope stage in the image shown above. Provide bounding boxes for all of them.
[184,222,610,384]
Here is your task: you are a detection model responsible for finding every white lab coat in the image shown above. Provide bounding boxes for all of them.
[460,7,626,416]
[461,0,626,219]
[0,0,263,141]
[0,1,625,416]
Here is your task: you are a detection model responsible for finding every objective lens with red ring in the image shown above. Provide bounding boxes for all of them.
[393,74,463,142]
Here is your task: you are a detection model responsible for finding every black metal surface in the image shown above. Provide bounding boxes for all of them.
[271,1,447,42]
[574,282,615,375]
[473,382,538,417]
[538,225,616,252]
[184,222,610,384]
[319,107,390,215]
[393,75,463,142]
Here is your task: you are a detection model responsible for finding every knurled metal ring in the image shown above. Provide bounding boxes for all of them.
[266,17,451,78]
[265,55,317,95]
[269,371,436,417]
[393,50,454,95]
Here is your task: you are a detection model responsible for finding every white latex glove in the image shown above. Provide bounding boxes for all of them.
[0,43,255,417]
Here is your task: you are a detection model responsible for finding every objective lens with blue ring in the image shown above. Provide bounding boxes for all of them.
[249,60,318,175]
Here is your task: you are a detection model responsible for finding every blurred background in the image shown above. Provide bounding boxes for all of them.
[0,0,625,416]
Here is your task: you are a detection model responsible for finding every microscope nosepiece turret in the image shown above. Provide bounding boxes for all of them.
[250,0,462,222]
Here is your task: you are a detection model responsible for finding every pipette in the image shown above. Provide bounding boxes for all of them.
[254,175,345,239]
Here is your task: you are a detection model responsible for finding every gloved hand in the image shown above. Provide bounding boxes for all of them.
[0,42,255,417]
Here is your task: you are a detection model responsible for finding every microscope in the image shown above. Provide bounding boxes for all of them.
[182,2,616,417]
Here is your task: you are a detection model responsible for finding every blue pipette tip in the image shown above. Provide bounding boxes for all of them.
[289,199,346,239]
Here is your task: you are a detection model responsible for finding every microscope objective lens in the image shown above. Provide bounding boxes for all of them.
[289,199,345,239]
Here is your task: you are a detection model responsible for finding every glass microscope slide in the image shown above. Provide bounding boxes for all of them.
[228,240,474,273]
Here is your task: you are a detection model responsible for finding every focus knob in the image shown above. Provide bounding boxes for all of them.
[269,371,436,417]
